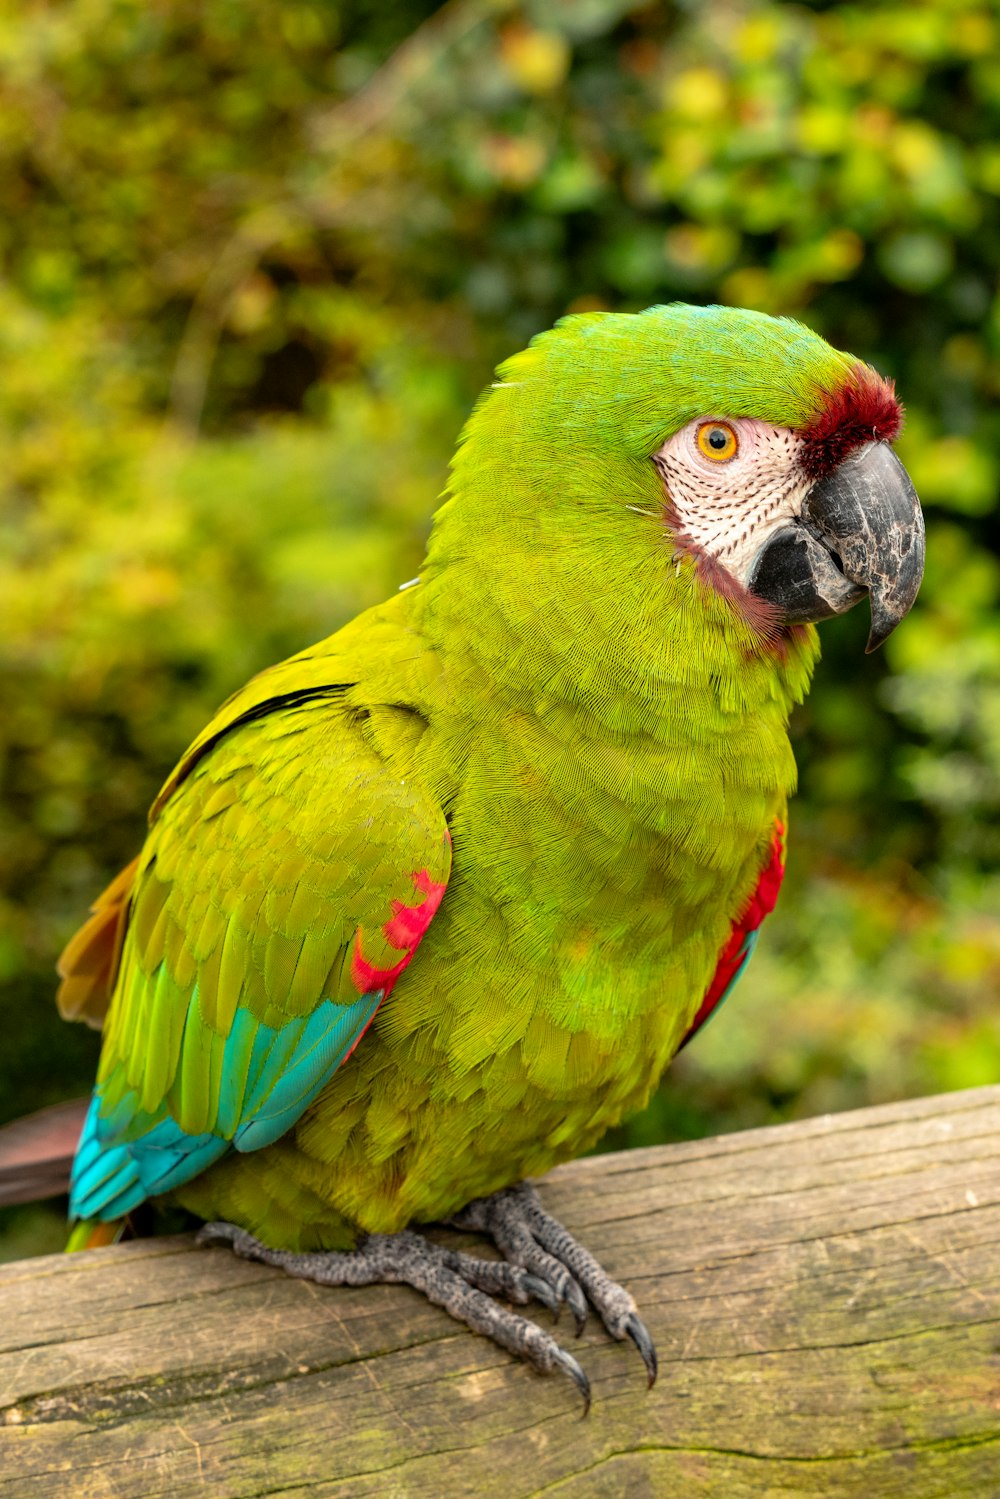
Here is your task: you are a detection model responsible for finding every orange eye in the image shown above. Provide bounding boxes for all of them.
[696,421,738,462]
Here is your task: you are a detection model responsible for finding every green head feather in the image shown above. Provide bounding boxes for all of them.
[416,304,860,713]
[483,303,860,458]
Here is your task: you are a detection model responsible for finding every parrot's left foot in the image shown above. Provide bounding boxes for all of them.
[449,1182,657,1385]
[198,1182,656,1411]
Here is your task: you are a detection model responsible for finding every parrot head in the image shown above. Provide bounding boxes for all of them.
[446,303,924,660]
[652,379,922,653]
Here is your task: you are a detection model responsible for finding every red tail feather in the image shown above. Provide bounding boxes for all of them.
[56,856,139,1029]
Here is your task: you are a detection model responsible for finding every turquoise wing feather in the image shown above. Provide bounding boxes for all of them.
[70,692,450,1221]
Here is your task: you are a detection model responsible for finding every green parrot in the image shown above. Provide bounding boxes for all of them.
[58,304,923,1405]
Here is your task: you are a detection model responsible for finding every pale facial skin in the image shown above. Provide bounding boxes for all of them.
[654,417,813,586]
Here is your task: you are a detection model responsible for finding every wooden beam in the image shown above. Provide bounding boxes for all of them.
[0,1100,89,1207]
[2,1086,999,1497]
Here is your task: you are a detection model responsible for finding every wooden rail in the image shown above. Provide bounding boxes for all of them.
[2,1085,999,1497]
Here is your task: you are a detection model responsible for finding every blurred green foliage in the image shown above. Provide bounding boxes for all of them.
[3,0,1000,1254]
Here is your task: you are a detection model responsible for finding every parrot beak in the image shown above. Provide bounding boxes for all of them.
[746,442,925,652]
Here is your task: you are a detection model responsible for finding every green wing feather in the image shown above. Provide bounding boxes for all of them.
[71,677,450,1219]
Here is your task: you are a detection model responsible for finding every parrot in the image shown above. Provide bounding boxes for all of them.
[54,303,924,1407]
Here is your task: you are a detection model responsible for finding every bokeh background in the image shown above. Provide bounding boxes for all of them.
[3,0,1000,1259]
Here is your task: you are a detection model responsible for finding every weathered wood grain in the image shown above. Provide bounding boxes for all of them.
[1,1086,998,1498]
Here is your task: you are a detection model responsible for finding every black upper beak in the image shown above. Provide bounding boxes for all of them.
[746,442,925,652]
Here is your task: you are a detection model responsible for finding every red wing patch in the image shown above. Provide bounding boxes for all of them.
[678,822,785,1051]
[350,867,447,996]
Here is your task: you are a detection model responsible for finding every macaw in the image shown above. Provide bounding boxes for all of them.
[56,304,923,1406]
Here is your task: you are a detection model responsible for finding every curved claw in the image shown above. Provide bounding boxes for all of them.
[522,1272,560,1315]
[553,1347,592,1416]
[563,1277,588,1337]
[624,1312,658,1388]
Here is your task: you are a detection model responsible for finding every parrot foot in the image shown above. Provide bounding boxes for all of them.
[197,1219,594,1410]
[449,1181,657,1388]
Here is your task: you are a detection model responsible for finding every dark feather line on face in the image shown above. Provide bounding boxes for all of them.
[800,364,903,478]
[690,550,786,652]
[653,457,788,659]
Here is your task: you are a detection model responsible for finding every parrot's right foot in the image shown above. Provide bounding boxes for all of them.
[198,1188,654,1412]
[199,1220,592,1407]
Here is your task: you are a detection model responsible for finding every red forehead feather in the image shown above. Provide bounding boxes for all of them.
[800,365,903,478]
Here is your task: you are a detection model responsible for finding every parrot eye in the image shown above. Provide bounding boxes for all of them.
[696,421,739,462]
